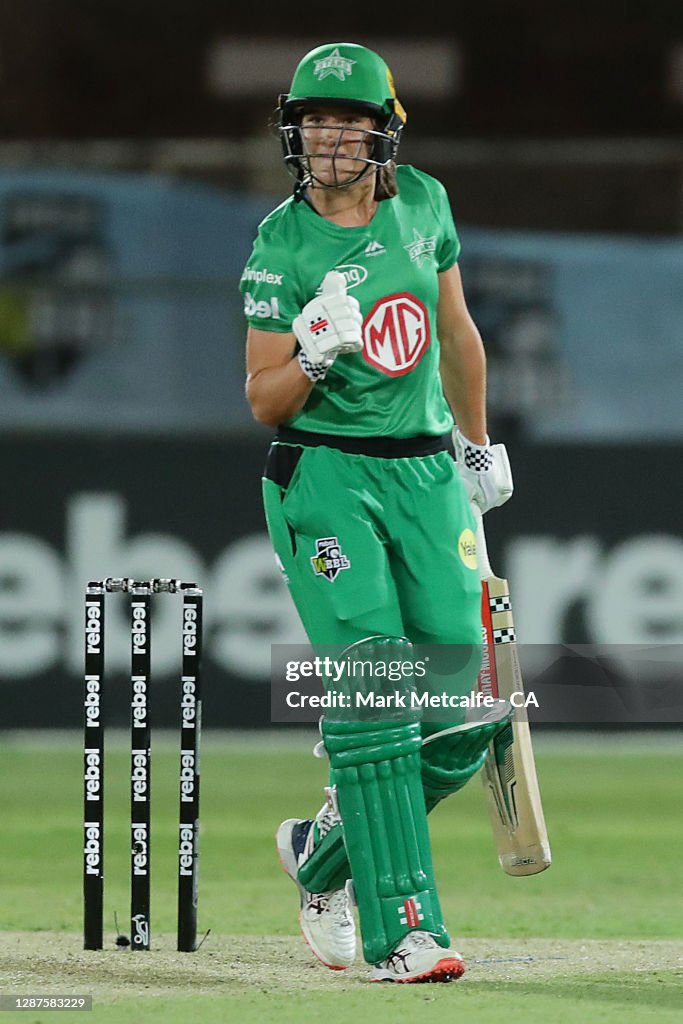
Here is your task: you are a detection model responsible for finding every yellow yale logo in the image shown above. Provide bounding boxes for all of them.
[458,528,478,571]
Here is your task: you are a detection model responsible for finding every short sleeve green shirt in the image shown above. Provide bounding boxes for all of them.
[240,165,460,438]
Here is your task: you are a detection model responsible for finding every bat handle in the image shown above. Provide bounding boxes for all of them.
[472,504,494,581]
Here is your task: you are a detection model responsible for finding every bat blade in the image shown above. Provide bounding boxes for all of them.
[478,562,551,876]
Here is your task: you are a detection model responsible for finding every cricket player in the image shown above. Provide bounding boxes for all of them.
[241,42,513,983]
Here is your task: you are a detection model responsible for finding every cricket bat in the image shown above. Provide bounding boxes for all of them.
[474,508,552,876]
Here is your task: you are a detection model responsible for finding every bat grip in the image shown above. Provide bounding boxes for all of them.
[472,504,494,580]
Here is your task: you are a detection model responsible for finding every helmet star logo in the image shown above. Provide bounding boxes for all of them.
[404,230,437,267]
[313,48,356,81]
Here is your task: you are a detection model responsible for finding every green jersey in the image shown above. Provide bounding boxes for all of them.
[240,165,460,438]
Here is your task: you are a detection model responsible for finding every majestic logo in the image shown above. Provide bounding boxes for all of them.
[363,293,430,377]
[404,229,437,267]
[313,48,356,81]
[364,240,386,257]
[310,537,351,582]
[243,292,281,320]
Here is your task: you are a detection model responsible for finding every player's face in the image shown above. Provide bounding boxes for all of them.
[300,107,376,187]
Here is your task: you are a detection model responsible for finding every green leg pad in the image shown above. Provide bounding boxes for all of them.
[421,711,513,812]
[299,711,515,892]
[297,820,349,894]
[323,717,449,964]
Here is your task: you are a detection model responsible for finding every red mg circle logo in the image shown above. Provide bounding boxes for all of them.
[362,292,430,376]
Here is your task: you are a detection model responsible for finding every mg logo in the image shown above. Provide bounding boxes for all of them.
[362,293,430,376]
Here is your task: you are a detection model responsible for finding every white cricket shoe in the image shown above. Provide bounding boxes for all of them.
[370,930,466,983]
[276,805,356,971]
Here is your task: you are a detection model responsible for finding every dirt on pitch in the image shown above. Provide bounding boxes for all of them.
[1,932,682,1001]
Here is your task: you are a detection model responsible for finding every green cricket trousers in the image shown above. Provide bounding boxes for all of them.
[262,429,482,666]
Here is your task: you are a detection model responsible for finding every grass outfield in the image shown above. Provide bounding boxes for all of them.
[0,730,681,1023]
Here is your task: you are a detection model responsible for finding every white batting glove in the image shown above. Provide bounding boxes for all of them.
[293,271,363,379]
[453,428,514,514]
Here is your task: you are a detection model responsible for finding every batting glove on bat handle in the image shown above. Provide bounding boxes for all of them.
[292,271,363,368]
[454,428,514,514]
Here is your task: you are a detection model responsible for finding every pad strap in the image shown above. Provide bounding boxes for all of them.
[421,704,513,812]
[297,801,350,893]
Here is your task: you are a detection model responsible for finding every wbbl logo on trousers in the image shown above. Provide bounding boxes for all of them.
[310,537,351,582]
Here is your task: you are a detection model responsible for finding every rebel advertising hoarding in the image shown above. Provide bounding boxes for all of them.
[0,435,680,729]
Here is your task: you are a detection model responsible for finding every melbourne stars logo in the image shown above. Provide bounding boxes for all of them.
[313,48,356,81]
[310,537,351,582]
[404,229,437,267]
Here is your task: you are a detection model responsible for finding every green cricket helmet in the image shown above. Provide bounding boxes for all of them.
[278,42,407,190]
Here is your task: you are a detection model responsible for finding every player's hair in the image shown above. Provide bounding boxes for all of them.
[375,162,398,200]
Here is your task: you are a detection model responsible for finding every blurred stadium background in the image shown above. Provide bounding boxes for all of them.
[0,0,681,733]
